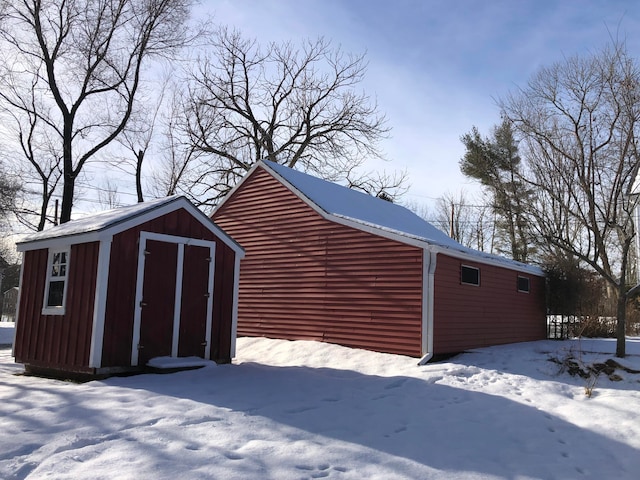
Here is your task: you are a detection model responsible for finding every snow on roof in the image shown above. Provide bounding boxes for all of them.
[18,196,182,245]
[263,160,456,245]
[18,195,245,256]
[261,160,542,274]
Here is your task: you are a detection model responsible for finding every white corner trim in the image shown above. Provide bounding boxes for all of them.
[204,244,216,360]
[418,248,437,365]
[89,239,112,368]
[229,254,242,359]
[131,235,148,366]
[12,254,26,358]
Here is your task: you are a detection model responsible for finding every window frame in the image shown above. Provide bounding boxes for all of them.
[517,275,530,293]
[460,264,480,286]
[42,248,70,315]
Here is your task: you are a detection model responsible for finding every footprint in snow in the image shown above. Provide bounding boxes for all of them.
[295,463,346,479]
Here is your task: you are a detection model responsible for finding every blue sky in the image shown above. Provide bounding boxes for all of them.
[200,1,640,208]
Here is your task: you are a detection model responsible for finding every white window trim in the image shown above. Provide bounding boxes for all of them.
[461,264,480,286]
[42,248,70,316]
[517,275,531,293]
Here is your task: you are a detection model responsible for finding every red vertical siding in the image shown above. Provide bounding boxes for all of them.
[213,167,424,357]
[101,208,236,366]
[14,243,99,371]
[433,253,546,354]
[210,243,236,363]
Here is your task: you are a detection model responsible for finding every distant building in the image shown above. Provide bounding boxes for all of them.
[1,287,19,322]
[0,256,8,320]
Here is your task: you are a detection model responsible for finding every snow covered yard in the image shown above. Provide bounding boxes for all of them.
[0,323,639,479]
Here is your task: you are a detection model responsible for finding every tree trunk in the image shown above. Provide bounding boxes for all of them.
[60,119,74,224]
[136,149,144,203]
[60,173,74,224]
[616,288,627,358]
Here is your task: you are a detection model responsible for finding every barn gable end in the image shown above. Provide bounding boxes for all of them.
[213,166,425,356]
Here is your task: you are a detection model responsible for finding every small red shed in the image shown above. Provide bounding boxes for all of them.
[212,160,546,362]
[14,196,244,377]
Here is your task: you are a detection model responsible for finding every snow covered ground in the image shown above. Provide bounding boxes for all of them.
[1,322,639,479]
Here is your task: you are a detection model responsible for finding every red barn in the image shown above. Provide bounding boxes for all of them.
[14,196,244,378]
[212,160,545,363]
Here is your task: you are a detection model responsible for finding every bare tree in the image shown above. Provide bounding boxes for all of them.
[0,160,21,228]
[433,191,491,251]
[180,28,397,207]
[501,42,640,357]
[144,82,207,204]
[0,73,63,230]
[0,0,194,224]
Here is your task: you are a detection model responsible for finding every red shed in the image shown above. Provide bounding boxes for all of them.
[212,160,545,363]
[14,196,244,377]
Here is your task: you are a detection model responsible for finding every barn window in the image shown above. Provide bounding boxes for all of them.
[461,265,480,286]
[42,249,69,315]
[517,275,530,293]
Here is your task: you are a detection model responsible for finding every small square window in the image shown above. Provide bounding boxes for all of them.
[461,265,480,286]
[43,248,70,315]
[518,276,530,293]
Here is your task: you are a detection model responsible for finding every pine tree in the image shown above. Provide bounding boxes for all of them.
[460,119,530,262]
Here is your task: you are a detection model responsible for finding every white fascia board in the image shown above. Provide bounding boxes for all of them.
[418,248,437,364]
[229,253,242,359]
[428,245,544,276]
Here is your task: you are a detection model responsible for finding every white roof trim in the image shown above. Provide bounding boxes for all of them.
[17,196,244,258]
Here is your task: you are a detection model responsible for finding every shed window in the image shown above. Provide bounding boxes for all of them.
[517,275,530,293]
[43,249,69,315]
[461,265,480,286]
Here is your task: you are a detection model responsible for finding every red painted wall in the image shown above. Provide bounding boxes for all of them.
[14,242,99,372]
[213,167,424,357]
[433,253,546,354]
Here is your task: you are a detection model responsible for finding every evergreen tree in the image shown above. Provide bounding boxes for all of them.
[460,119,530,262]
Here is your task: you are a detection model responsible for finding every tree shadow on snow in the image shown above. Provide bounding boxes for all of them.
[119,361,640,479]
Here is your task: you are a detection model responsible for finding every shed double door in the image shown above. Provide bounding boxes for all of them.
[134,234,215,366]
